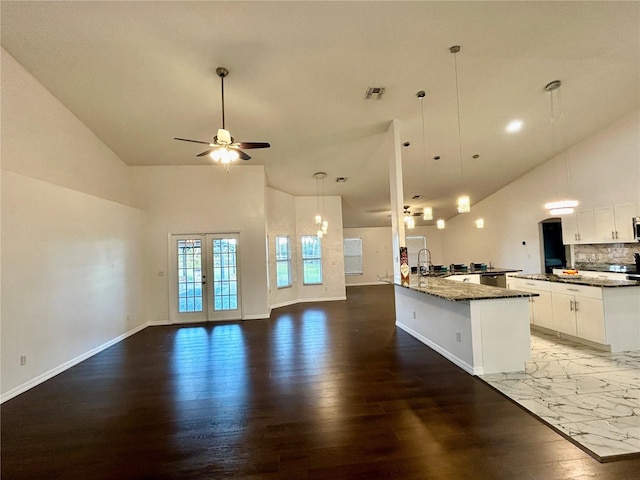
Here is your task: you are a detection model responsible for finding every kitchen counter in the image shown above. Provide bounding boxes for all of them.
[513,273,639,288]
[396,277,535,302]
[391,278,532,375]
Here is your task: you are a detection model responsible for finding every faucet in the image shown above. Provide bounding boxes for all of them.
[417,248,431,275]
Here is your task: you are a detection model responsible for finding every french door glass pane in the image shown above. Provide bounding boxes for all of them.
[177,239,203,313]
[212,238,238,311]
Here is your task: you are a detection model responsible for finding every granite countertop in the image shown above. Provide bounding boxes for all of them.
[392,277,536,302]
[514,273,640,288]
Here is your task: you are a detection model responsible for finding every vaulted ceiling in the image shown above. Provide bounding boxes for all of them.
[2,1,638,227]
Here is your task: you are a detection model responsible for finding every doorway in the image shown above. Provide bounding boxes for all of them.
[540,219,567,273]
[169,233,242,323]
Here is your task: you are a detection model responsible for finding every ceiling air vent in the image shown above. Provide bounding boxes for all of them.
[365,87,386,100]
[336,177,347,183]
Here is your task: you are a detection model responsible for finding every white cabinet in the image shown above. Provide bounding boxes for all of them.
[562,209,595,244]
[507,278,553,329]
[550,283,605,343]
[566,203,636,244]
[447,274,480,284]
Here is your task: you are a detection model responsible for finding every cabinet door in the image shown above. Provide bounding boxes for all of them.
[561,214,579,244]
[575,296,605,343]
[551,292,577,336]
[576,209,596,244]
[614,203,637,242]
[594,206,616,243]
[531,290,553,330]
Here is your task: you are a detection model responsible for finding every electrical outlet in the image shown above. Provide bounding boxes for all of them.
[20,355,27,366]
[412,311,416,319]
[126,314,131,322]
[455,331,461,342]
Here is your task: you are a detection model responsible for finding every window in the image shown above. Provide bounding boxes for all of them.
[275,236,291,288]
[344,238,363,275]
[301,235,322,285]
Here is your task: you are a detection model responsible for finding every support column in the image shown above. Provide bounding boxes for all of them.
[387,119,407,285]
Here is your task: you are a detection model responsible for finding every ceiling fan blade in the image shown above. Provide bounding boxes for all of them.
[236,142,270,149]
[233,148,252,161]
[197,149,215,157]
[174,137,212,145]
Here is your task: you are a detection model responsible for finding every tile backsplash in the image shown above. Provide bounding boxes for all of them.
[574,243,640,268]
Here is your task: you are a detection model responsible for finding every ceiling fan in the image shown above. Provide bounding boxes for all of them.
[174,67,270,163]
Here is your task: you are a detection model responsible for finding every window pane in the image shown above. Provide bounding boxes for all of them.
[344,238,363,275]
[303,259,322,284]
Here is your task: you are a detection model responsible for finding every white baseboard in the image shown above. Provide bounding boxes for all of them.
[395,321,479,376]
[148,319,171,326]
[243,312,271,320]
[1,323,149,404]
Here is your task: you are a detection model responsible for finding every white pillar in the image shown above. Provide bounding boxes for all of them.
[388,119,407,284]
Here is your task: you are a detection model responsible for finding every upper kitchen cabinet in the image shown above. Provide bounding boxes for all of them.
[594,203,637,243]
[561,208,596,244]
[563,203,637,245]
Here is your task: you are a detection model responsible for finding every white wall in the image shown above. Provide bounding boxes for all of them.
[441,110,640,273]
[342,225,445,285]
[129,165,270,321]
[1,50,146,400]
[295,196,346,301]
[266,187,299,307]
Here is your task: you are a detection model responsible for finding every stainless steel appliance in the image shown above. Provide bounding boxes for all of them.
[634,217,640,241]
[627,273,640,282]
[480,273,506,288]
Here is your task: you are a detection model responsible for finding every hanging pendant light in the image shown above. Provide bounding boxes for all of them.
[544,80,579,215]
[417,90,434,223]
[450,45,470,214]
[313,172,328,237]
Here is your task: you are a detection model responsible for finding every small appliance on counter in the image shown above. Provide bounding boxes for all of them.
[470,263,487,271]
[429,265,448,274]
[449,264,468,273]
[634,217,640,242]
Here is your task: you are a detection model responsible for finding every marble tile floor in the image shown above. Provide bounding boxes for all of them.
[480,330,640,462]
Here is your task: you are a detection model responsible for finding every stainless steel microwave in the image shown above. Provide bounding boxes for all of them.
[634,217,640,241]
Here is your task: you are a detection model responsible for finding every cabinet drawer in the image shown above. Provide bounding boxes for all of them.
[550,282,602,299]
[508,278,551,292]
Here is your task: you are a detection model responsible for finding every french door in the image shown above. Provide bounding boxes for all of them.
[170,233,242,323]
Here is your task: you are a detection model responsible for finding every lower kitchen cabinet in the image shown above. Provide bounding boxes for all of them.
[507,277,553,329]
[550,283,605,344]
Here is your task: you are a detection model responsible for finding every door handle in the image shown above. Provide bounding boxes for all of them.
[570,300,574,311]
[574,300,579,311]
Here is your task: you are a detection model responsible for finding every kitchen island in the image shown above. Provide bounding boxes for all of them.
[392,277,536,375]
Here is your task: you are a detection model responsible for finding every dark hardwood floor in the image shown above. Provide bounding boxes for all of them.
[3,285,640,479]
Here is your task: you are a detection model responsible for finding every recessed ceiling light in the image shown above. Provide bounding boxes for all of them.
[506,120,523,133]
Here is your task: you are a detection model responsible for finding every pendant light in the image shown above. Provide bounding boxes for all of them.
[543,80,579,215]
[451,45,470,214]
[417,90,435,222]
[313,172,328,237]
[403,206,415,229]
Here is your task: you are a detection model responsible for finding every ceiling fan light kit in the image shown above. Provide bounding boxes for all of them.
[174,67,270,171]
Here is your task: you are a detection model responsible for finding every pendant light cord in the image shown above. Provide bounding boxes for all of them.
[453,49,464,187]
